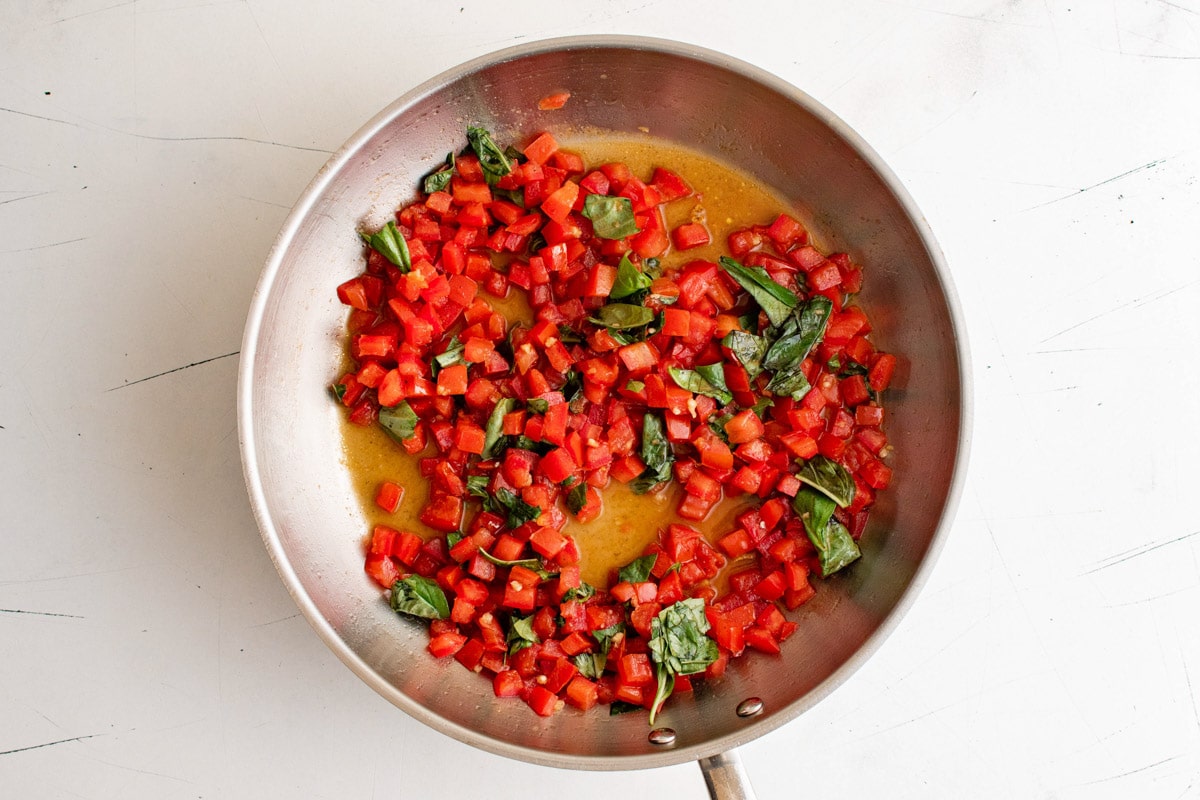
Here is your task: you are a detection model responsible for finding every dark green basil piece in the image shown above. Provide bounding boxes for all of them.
[573,652,606,680]
[618,554,657,584]
[495,487,542,528]
[793,487,836,542]
[718,256,798,327]
[647,599,719,724]
[797,455,856,507]
[360,219,411,272]
[582,194,640,239]
[722,330,769,379]
[378,401,419,442]
[611,252,653,299]
[765,361,812,401]
[566,481,588,514]
[563,581,596,602]
[630,412,674,495]
[819,519,861,576]
[507,614,539,654]
[526,398,550,414]
[465,126,512,184]
[668,364,732,406]
[423,169,453,195]
[609,701,642,716]
[478,549,542,569]
[590,303,655,330]
[432,335,466,376]
[331,382,347,403]
[466,475,493,509]
[389,575,450,620]
[481,398,518,460]
[763,296,833,372]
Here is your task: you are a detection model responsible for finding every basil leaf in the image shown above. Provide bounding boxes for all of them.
[625,380,645,393]
[360,219,411,272]
[432,335,466,376]
[496,487,542,528]
[708,411,733,442]
[481,398,518,460]
[573,652,606,680]
[609,701,643,716]
[466,475,492,506]
[797,455,856,507]
[668,363,733,406]
[389,575,450,620]
[526,398,549,414]
[378,401,419,442]
[722,330,769,379]
[478,549,542,569]
[492,186,525,207]
[561,369,583,404]
[592,621,625,654]
[611,252,653,299]
[590,303,655,330]
[647,599,719,724]
[331,382,347,403]
[564,581,596,602]
[566,481,588,514]
[466,126,512,184]
[763,296,832,372]
[423,168,453,195]
[719,256,797,327]
[507,613,539,654]
[446,530,464,548]
[819,519,861,576]
[582,194,640,239]
[765,361,812,401]
[793,487,836,543]
[630,412,674,495]
[618,554,657,584]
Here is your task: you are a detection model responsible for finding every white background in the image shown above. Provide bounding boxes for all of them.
[2,1,1199,798]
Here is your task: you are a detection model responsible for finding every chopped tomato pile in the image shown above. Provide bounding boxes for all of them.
[333,126,897,722]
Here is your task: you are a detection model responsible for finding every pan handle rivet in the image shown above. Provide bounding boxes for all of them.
[648,727,677,746]
[736,698,764,717]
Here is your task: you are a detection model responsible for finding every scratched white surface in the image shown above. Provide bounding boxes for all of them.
[2,1,1198,797]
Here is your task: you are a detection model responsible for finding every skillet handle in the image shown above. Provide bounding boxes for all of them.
[698,749,756,800]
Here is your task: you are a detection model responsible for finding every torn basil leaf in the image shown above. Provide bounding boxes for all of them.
[718,256,798,327]
[722,330,769,379]
[797,455,856,507]
[668,364,732,406]
[609,701,642,716]
[432,335,466,376]
[765,361,812,401]
[566,481,588,514]
[819,519,860,576]
[573,652,606,680]
[611,252,653,299]
[466,126,513,184]
[630,412,674,494]
[423,168,453,195]
[618,554,657,584]
[495,487,542,529]
[592,621,624,653]
[590,303,655,330]
[762,296,832,373]
[389,575,450,620]
[378,401,419,442]
[331,382,347,403]
[647,599,719,724]
[507,613,539,654]
[526,398,550,414]
[360,219,411,272]
[793,487,836,542]
[564,581,596,602]
[466,475,493,509]
[481,398,518,460]
[582,194,640,239]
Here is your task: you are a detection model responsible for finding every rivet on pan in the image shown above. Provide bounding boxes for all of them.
[736,697,764,718]
[648,727,677,746]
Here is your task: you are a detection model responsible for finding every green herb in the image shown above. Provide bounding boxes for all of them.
[509,434,553,455]
[507,614,539,654]
[762,296,832,372]
[526,398,550,414]
[793,486,836,543]
[561,370,583,404]
[422,152,455,194]
[432,335,466,375]
[797,455,856,507]
[573,652,606,680]
[481,398,518,460]
[478,549,542,570]
[466,126,513,184]
[331,382,347,403]
[466,475,493,509]
[718,256,798,327]
[764,361,812,401]
[668,363,733,406]
[590,303,655,330]
[625,380,645,393]
[647,599,719,724]
[503,144,525,163]
[582,194,640,239]
[809,517,860,576]
[750,397,775,419]
[378,401,419,442]
[618,554,657,584]
[446,530,464,548]
[389,575,450,620]
[592,621,624,653]
[609,701,642,716]
[839,360,870,377]
[827,354,841,371]
[556,325,584,345]
[708,411,733,441]
[564,581,596,602]
[630,412,674,494]
[566,481,588,514]
[611,252,653,299]
[527,231,547,254]
[360,219,411,272]
[492,186,525,206]
[495,487,542,528]
[722,330,769,379]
